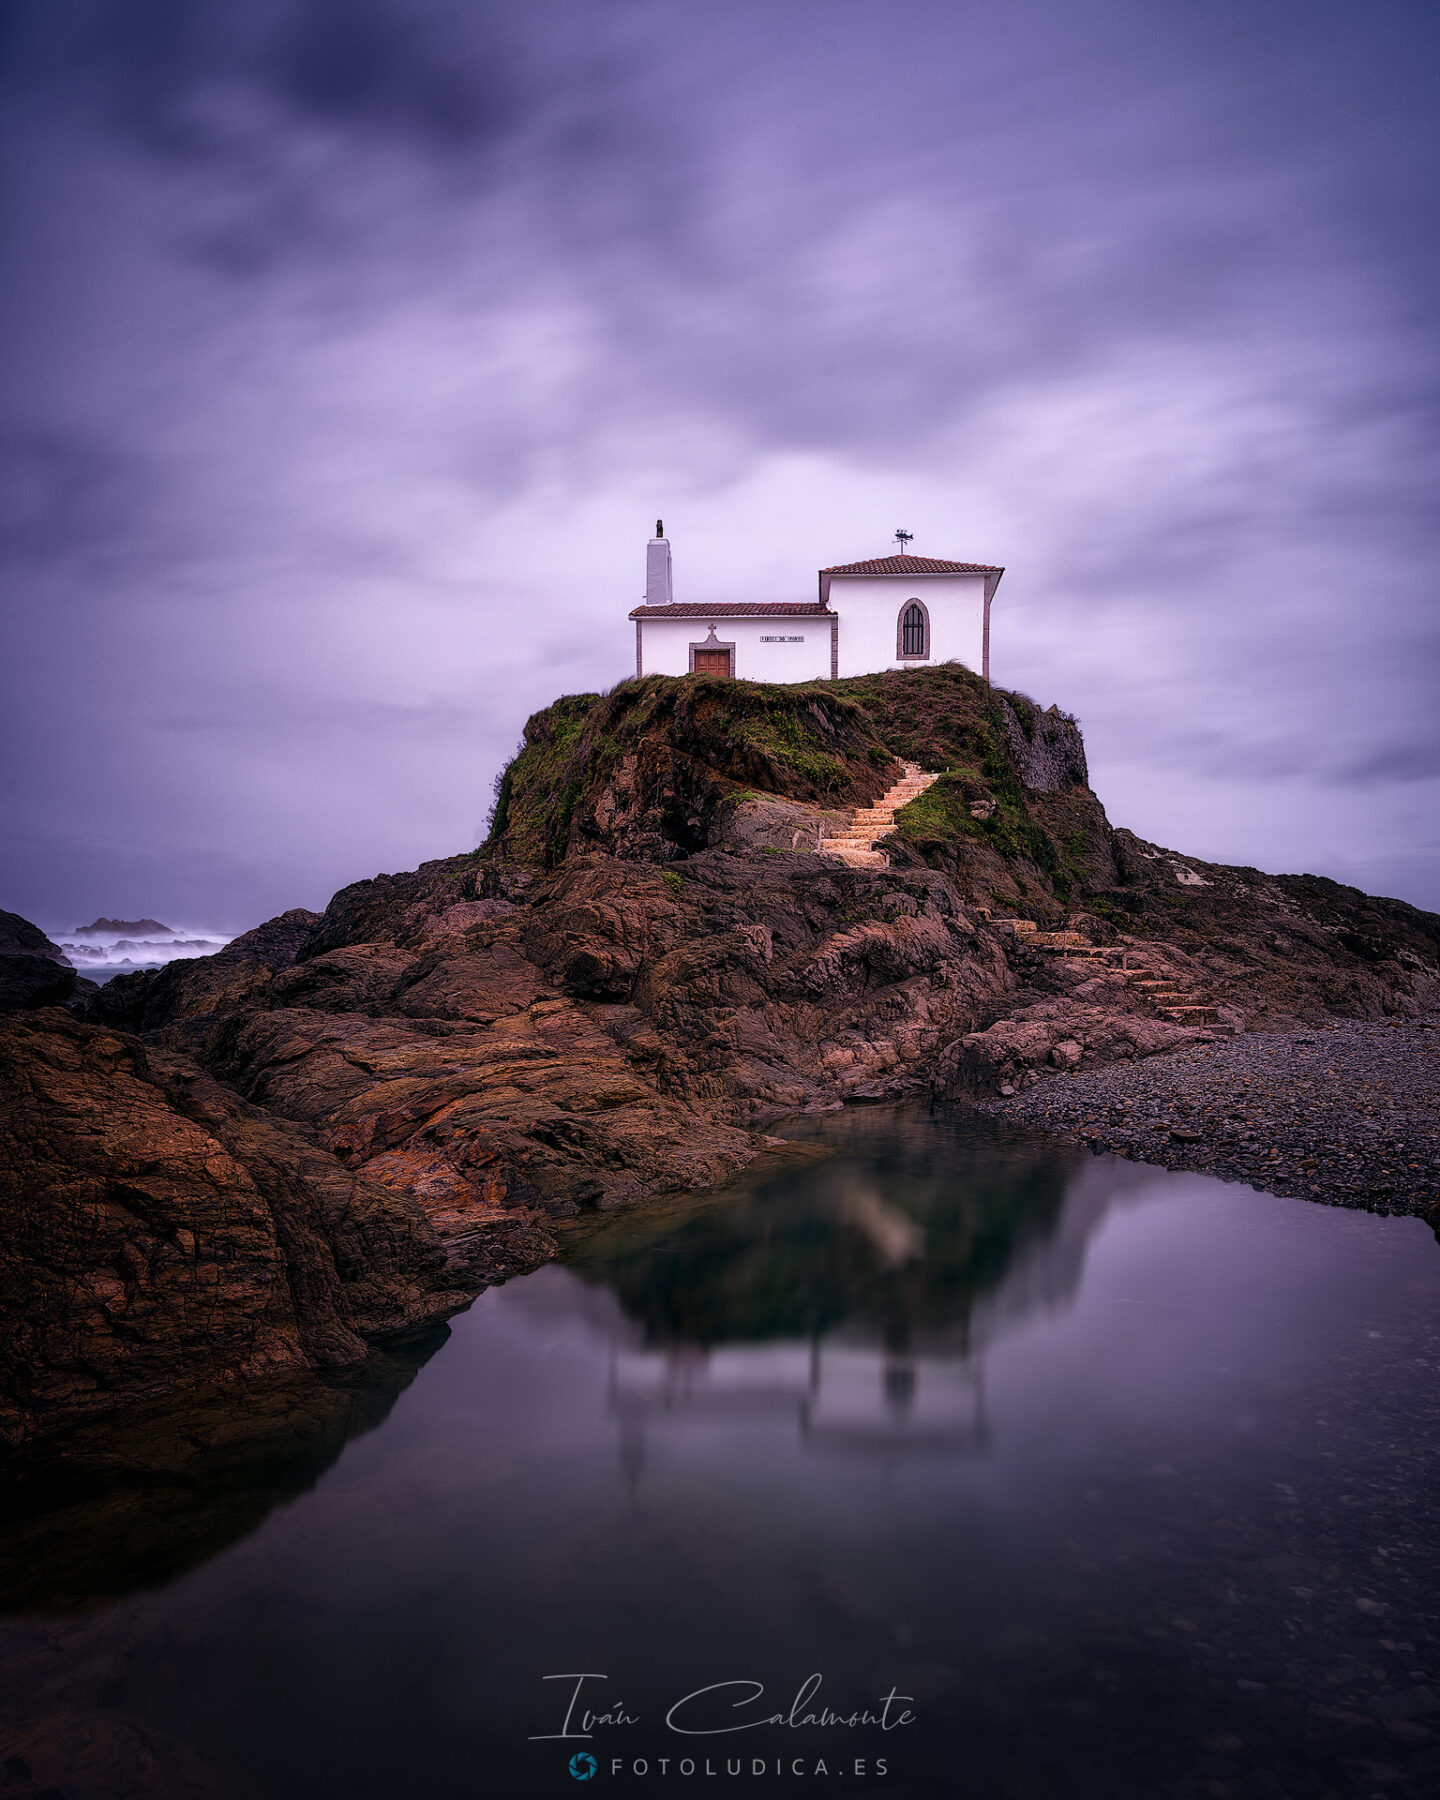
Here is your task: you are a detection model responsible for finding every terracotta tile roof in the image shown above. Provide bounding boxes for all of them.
[821,555,1003,575]
[629,602,835,619]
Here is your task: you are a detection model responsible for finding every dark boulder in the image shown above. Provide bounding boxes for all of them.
[0,909,77,1010]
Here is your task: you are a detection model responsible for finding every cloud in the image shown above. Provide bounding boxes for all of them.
[1,0,1438,925]
[0,425,146,562]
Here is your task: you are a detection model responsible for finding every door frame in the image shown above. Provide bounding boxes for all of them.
[688,634,736,676]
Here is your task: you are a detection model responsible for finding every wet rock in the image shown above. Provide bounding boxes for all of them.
[0,1010,472,1446]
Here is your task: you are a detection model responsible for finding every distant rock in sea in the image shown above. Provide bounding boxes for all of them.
[72,916,173,937]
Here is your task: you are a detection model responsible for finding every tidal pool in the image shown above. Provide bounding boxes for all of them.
[2,1106,1438,1799]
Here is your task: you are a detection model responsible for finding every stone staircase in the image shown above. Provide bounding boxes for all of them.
[818,763,941,868]
[993,920,1235,1034]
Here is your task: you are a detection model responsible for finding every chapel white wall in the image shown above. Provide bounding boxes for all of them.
[829,575,986,678]
[639,617,831,681]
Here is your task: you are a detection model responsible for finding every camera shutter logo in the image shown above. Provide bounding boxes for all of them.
[568,1751,598,1781]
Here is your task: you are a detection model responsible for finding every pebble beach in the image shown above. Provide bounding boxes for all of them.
[981,1017,1440,1219]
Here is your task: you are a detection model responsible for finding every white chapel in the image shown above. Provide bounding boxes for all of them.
[629,524,1003,683]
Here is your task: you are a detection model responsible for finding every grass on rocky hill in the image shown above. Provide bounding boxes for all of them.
[485,663,1086,897]
[487,674,896,866]
[833,667,1073,884]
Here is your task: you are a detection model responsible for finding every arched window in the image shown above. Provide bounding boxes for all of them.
[898,599,929,660]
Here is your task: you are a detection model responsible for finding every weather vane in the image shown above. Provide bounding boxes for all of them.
[894,528,913,553]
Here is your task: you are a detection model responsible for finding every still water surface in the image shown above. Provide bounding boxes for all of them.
[3,1107,1438,1799]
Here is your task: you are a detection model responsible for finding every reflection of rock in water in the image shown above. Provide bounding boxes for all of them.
[561,1107,1161,1488]
[562,1108,1095,1354]
[0,1330,447,1615]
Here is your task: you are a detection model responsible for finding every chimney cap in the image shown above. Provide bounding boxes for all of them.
[656,518,664,538]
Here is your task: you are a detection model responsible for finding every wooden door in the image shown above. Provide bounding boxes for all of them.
[693,649,732,677]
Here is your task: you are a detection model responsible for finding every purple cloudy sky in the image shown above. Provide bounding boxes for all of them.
[3,0,1438,934]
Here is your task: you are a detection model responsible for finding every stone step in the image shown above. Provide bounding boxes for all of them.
[818,768,939,865]
[1160,1005,1218,1025]
[819,846,890,868]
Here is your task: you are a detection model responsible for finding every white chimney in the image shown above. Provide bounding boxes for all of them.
[645,519,673,607]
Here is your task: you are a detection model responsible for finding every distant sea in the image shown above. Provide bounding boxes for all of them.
[48,922,235,986]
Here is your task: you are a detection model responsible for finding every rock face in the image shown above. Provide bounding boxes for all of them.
[998,698,1089,792]
[0,1010,473,1446]
[6,664,1439,1440]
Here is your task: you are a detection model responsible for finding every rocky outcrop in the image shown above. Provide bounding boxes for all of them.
[0,1010,474,1446]
[997,698,1089,792]
[0,909,78,1011]
[518,851,1007,1112]
[942,1001,1207,1097]
[487,676,896,866]
[5,665,1437,1440]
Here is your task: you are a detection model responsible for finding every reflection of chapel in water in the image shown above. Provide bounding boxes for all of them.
[557,1128,1155,1497]
[607,1339,989,1492]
